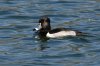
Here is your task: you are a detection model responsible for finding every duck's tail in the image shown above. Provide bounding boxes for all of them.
[76,31,89,36]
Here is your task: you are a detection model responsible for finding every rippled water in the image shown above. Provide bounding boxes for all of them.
[0,0,100,66]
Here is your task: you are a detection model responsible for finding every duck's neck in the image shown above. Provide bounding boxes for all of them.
[38,26,51,37]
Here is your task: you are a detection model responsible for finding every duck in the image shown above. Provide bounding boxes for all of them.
[33,16,82,38]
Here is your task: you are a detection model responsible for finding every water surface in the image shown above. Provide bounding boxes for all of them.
[0,0,100,66]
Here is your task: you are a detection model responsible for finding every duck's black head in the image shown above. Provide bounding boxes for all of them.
[39,16,51,31]
[33,16,51,38]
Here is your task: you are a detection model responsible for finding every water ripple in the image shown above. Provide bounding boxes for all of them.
[0,0,100,66]
[38,53,84,59]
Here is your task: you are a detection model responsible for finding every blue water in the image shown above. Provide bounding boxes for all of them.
[0,0,100,66]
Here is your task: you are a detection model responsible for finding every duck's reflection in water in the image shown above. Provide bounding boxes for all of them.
[34,37,50,51]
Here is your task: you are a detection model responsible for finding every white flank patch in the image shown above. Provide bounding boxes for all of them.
[46,31,76,38]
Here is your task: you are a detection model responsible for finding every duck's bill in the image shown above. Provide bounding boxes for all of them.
[33,23,41,31]
[33,28,39,31]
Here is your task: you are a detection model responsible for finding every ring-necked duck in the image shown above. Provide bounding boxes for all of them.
[33,16,82,38]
